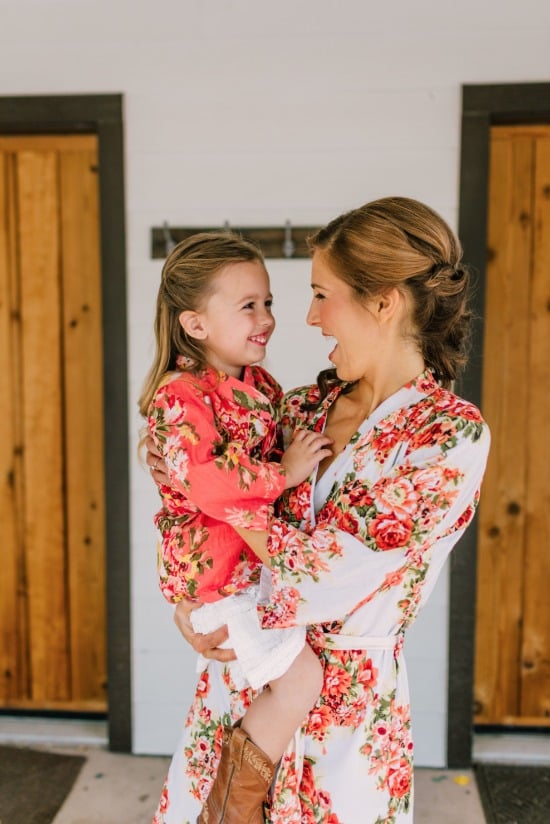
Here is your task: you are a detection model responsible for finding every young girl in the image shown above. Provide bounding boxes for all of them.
[138,232,331,824]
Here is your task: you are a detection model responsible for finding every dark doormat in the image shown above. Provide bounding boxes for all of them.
[474,763,550,823]
[0,745,86,824]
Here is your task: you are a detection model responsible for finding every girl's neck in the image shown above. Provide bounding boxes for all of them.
[204,361,245,381]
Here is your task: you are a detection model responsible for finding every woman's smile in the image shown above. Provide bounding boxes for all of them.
[327,338,338,363]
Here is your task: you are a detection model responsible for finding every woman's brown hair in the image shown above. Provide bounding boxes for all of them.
[308,196,472,395]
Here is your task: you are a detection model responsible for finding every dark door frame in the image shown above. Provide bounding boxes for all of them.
[448,82,550,766]
[0,94,131,752]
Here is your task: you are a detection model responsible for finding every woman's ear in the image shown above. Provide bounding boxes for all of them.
[179,310,207,340]
[376,287,402,322]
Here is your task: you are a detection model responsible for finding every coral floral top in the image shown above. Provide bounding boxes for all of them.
[148,364,286,604]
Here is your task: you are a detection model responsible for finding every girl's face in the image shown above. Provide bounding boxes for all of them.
[188,261,275,378]
[306,250,381,383]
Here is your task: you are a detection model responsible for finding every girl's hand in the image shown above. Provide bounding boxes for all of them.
[174,599,236,662]
[145,435,171,485]
[280,429,332,489]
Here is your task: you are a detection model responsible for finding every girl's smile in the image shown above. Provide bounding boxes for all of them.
[180,260,275,378]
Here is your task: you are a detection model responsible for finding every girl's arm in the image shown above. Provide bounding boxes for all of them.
[149,383,287,527]
[145,432,332,494]
[232,527,270,564]
[148,382,331,526]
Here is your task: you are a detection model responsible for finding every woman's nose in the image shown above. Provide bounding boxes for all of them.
[306,300,318,326]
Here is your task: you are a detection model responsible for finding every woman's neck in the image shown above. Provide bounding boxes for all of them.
[349,351,425,417]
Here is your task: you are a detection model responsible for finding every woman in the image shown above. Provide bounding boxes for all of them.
[147,196,490,823]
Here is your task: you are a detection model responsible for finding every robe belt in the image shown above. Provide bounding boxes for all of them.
[320,633,401,650]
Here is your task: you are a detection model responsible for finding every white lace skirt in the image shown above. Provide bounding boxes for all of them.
[190,575,305,690]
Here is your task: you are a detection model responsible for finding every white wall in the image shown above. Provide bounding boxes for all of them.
[2,0,549,765]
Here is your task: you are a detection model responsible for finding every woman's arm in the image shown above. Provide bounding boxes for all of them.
[173,599,236,662]
[146,435,169,484]
[238,420,491,627]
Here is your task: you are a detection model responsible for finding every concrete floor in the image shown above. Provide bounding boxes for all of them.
[5,716,550,822]
[41,744,486,824]
[1,714,488,823]
[0,716,491,823]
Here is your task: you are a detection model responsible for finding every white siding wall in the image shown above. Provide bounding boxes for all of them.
[2,0,549,765]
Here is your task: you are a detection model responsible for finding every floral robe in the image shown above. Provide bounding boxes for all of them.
[148,364,286,604]
[153,370,490,824]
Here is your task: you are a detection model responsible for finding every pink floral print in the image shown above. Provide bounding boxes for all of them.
[148,364,286,603]
[153,370,490,823]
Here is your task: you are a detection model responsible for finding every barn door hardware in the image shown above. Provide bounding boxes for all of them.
[151,220,320,259]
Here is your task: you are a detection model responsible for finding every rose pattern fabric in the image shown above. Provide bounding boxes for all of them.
[148,364,286,603]
[153,370,490,823]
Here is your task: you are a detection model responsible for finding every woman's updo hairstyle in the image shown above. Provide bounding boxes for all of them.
[308,196,472,391]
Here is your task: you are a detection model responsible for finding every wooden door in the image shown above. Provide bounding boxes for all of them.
[474,125,550,726]
[0,134,107,712]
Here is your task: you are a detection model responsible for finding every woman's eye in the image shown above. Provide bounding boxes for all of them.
[314,292,326,301]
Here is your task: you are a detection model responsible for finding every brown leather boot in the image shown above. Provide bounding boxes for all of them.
[197,724,275,824]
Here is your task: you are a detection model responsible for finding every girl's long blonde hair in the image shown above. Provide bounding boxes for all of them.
[138,232,265,417]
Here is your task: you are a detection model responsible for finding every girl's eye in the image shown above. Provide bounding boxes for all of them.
[242,299,273,310]
[314,292,326,301]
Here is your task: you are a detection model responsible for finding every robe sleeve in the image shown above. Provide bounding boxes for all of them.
[149,380,287,530]
[261,419,490,628]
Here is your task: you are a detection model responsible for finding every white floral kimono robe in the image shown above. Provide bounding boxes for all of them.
[153,370,490,824]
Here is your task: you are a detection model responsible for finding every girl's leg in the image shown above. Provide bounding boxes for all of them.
[197,644,322,823]
[240,642,323,761]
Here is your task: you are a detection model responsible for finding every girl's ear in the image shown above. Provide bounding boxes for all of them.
[179,310,207,340]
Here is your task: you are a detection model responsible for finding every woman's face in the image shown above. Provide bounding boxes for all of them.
[306,250,381,382]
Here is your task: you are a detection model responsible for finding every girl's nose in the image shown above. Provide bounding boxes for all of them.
[259,310,274,328]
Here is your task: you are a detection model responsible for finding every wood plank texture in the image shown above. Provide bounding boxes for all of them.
[0,135,97,151]
[16,149,69,702]
[59,143,107,704]
[521,134,550,720]
[0,136,107,712]
[0,153,28,702]
[475,124,550,727]
[474,131,533,723]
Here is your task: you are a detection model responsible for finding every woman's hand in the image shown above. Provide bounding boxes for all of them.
[174,599,236,662]
[144,435,170,485]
